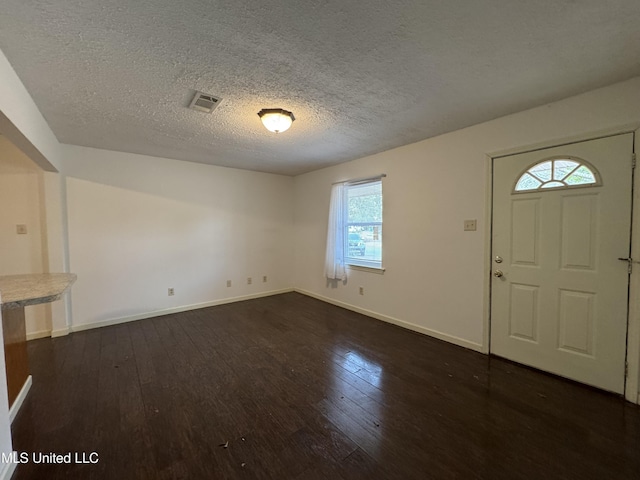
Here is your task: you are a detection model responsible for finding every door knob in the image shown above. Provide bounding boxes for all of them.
[494,270,504,278]
[618,257,639,274]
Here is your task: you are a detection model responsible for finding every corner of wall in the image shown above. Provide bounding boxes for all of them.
[0,47,61,171]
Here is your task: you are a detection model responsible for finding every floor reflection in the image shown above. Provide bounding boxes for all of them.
[340,350,384,388]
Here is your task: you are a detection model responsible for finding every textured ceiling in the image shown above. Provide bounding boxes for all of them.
[0,1,639,176]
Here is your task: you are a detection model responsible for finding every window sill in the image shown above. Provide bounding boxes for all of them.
[346,264,386,274]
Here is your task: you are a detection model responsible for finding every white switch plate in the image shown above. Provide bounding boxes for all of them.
[464,219,477,231]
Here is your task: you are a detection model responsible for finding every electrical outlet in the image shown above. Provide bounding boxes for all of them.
[16,224,27,235]
[464,219,477,231]
[168,288,175,296]
[226,280,232,287]
[359,286,364,295]
[263,275,267,283]
[247,277,252,285]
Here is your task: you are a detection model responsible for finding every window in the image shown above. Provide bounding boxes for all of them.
[325,176,384,280]
[514,157,601,193]
[344,180,382,268]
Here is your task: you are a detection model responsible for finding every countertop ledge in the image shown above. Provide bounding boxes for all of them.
[0,274,77,309]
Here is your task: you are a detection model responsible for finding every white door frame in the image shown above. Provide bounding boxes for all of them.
[482,126,640,404]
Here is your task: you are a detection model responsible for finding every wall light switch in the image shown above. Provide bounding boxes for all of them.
[16,224,27,235]
[464,220,477,231]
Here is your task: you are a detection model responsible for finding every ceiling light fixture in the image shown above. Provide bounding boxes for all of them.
[258,108,295,133]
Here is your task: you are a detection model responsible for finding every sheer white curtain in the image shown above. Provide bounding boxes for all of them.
[324,183,347,280]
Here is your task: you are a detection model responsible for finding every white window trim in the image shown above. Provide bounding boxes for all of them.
[343,179,383,270]
[347,264,386,274]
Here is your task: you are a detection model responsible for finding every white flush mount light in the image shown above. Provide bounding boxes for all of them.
[258,108,295,133]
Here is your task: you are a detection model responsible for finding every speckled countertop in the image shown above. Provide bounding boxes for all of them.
[0,273,76,309]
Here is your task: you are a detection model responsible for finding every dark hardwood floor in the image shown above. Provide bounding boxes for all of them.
[10,292,640,479]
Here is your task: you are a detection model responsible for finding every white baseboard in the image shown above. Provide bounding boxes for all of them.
[9,375,32,424]
[26,330,51,341]
[0,460,16,480]
[295,288,484,353]
[51,326,70,338]
[70,288,294,333]
[32,288,485,355]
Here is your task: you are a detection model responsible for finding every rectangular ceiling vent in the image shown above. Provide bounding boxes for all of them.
[189,91,221,113]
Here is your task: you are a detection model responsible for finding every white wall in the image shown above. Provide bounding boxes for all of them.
[62,145,294,329]
[0,137,50,338]
[293,76,640,353]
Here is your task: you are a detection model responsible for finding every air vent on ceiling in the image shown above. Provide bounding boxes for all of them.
[189,91,222,113]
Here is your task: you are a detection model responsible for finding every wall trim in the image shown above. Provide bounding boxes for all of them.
[482,154,493,354]
[9,375,31,424]
[51,326,69,338]
[26,330,51,341]
[295,288,483,353]
[0,460,16,480]
[625,128,640,404]
[70,289,294,333]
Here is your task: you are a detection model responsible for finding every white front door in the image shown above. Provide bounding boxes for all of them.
[490,133,633,393]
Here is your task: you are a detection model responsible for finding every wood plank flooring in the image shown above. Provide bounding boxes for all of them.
[10,292,640,479]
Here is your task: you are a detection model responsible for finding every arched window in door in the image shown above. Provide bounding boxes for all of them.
[513,157,601,193]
